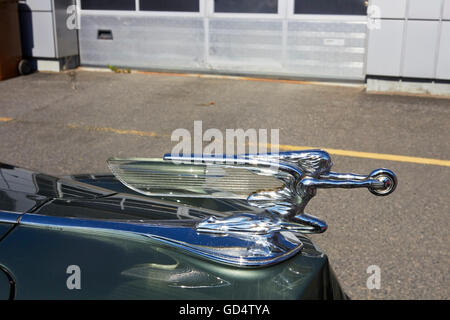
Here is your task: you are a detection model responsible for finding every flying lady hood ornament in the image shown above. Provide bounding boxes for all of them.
[107,150,397,235]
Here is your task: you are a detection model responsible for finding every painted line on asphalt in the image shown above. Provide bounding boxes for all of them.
[264,143,450,167]
[66,123,160,137]
[1,117,449,167]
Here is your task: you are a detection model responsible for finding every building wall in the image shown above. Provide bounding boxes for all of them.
[78,0,368,80]
[367,0,450,80]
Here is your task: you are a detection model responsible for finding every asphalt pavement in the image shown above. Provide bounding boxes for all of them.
[0,69,448,299]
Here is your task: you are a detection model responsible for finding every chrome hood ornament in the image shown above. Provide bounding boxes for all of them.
[106,150,397,267]
[108,150,397,234]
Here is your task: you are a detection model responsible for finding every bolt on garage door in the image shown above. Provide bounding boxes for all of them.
[78,0,368,80]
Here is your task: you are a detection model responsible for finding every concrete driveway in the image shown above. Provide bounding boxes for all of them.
[0,69,448,299]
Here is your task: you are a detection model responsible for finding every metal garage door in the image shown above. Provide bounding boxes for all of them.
[77,0,368,81]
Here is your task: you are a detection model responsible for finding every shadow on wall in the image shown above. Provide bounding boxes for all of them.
[17,2,37,73]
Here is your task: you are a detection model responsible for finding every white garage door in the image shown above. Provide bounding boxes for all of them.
[78,0,368,80]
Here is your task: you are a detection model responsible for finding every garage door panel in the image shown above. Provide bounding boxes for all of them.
[366,19,404,77]
[79,14,205,69]
[403,21,440,79]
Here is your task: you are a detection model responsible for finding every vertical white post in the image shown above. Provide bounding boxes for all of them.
[75,0,81,29]
[202,0,211,66]
[281,0,291,69]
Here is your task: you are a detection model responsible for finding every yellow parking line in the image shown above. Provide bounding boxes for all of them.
[264,143,450,167]
[1,117,449,167]
[67,123,160,137]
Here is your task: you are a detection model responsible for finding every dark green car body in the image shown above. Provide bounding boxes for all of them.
[0,163,346,300]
